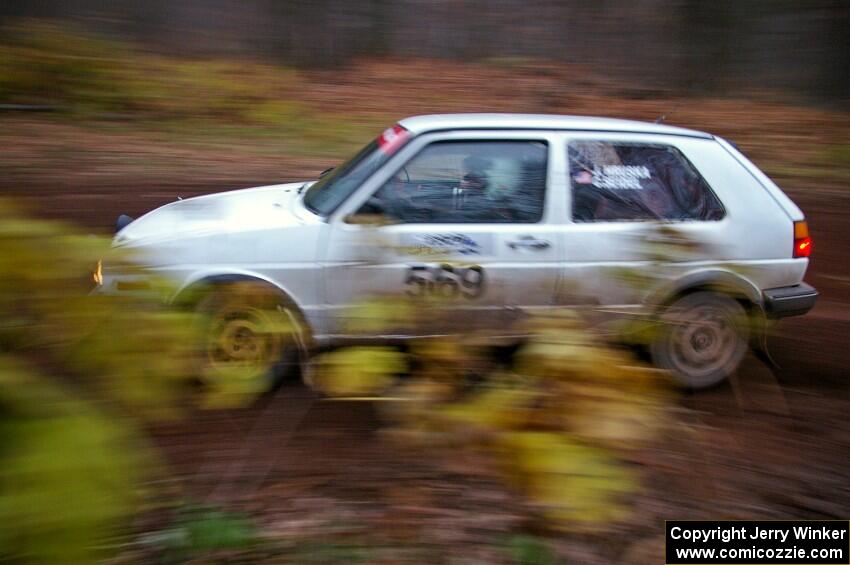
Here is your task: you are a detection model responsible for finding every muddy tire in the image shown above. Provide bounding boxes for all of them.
[650,291,749,389]
[196,282,307,400]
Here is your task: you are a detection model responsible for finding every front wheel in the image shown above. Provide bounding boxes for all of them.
[196,282,307,404]
[650,292,749,389]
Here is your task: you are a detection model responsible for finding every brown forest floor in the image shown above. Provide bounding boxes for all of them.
[2,59,850,563]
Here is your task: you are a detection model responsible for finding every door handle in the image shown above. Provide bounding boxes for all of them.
[507,236,550,250]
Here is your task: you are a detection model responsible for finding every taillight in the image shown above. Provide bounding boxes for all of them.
[793,220,812,258]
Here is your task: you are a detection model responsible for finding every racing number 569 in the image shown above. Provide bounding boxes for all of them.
[405,264,485,299]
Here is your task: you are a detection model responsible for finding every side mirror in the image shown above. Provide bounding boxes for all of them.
[344,212,395,226]
[343,197,398,226]
[360,196,385,215]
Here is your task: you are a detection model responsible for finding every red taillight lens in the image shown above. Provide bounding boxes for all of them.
[795,237,812,257]
[793,220,812,258]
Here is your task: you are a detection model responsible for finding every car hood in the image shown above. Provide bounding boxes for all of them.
[115,181,311,246]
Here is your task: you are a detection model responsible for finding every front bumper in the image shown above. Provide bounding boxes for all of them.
[763,282,818,318]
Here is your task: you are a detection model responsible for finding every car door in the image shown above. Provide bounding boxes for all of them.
[320,132,563,338]
[558,133,729,309]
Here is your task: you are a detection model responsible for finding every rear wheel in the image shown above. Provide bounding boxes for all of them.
[650,291,749,389]
[197,282,306,402]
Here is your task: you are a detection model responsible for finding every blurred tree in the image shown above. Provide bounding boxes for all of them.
[820,0,850,104]
[1,0,847,101]
[674,0,739,94]
[0,0,848,100]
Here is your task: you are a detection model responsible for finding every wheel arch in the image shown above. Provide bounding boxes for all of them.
[647,268,764,316]
[171,270,313,348]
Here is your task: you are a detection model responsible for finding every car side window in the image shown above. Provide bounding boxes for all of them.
[365,140,548,224]
[568,140,724,222]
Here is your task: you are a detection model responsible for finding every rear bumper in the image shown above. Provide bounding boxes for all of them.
[763,282,818,318]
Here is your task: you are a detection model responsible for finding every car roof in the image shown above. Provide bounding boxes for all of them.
[397,113,713,139]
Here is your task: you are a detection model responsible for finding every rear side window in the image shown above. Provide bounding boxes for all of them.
[568,141,724,222]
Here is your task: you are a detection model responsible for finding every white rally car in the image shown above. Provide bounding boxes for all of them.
[99,114,817,388]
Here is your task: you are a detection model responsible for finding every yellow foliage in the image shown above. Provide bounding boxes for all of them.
[328,293,677,532]
[499,432,637,529]
[308,346,407,397]
[0,201,205,562]
[434,384,540,435]
[0,352,159,563]
[342,298,418,335]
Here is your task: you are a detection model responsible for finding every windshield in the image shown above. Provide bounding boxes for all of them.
[303,125,410,216]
